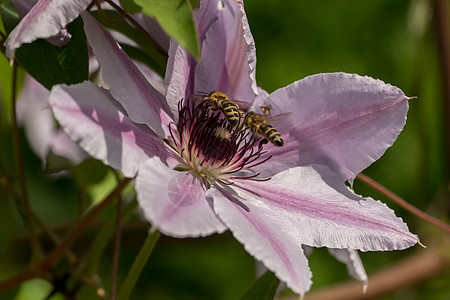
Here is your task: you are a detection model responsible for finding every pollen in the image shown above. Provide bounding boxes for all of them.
[214,127,232,140]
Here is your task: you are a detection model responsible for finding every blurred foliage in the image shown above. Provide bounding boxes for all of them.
[0,0,449,299]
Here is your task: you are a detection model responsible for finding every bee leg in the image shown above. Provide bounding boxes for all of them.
[260,105,272,116]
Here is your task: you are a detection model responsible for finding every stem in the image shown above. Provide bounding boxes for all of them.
[356,173,450,234]
[42,178,132,271]
[0,178,132,292]
[111,171,124,300]
[95,0,126,24]
[10,63,43,261]
[293,249,448,300]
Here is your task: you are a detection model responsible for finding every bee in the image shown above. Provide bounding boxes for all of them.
[202,91,246,128]
[242,105,288,147]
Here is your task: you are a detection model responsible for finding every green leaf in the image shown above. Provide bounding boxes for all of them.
[117,229,160,300]
[1,2,89,89]
[239,270,280,300]
[129,0,200,60]
[0,1,17,34]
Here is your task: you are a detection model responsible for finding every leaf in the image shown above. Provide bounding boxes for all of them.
[0,2,89,89]
[127,0,200,60]
[117,229,160,300]
[239,270,280,300]
[0,1,17,34]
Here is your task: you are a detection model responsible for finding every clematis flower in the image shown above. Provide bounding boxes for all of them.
[48,1,418,296]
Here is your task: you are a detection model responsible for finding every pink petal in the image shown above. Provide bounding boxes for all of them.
[328,248,368,290]
[223,0,257,98]
[210,185,312,296]
[11,0,35,18]
[16,75,55,162]
[254,73,409,182]
[231,165,418,251]
[165,0,258,117]
[164,0,220,119]
[193,16,229,94]
[136,157,227,237]
[194,0,256,100]
[49,82,167,178]
[81,12,172,138]
[5,0,91,59]
[164,41,197,120]
[194,0,220,42]
[50,130,86,165]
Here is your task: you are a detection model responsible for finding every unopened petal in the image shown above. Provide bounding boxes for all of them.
[49,82,166,178]
[255,73,409,182]
[136,157,227,237]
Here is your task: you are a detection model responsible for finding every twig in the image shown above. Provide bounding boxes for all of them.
[95,0,126,24]
[42,177,132,271]
[290,249,448,300]
[0,177,132,292]
[10,63,43,261]
[356,173,450,234]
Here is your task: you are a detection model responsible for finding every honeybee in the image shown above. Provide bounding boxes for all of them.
[242,105,289,147]
[202,91,250,128]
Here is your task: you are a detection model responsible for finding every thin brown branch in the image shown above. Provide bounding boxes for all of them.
[356,173,450,234]
[95,0,126,24]
[0,177,132,292]
[285,249,448,300]
[42,177,132,271]
[11,63,43,261]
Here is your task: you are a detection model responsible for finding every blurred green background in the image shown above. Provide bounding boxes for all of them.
[0,0,449,299]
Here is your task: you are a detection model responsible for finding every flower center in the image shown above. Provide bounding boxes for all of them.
[168,97,270,187]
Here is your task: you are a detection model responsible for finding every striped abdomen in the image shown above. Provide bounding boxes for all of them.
[220,99,240,127]
[259,123,283,147]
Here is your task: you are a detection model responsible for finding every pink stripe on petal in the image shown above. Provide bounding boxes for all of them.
[232,165,418,252]
[136,157,227,237]
[222,0,257,99]
[49,82,167,177]
[165,41,197,120]
[81,12,172,139]
[210,186,312,296]
[256,73,409,182]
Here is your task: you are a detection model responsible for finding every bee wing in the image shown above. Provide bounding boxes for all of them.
[264,112,293,123]
[227,99,253,112]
